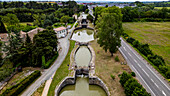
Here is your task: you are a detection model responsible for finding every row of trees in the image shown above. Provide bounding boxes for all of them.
[122,33,170,79]
[93,3,170,23]
[119,72,151,96]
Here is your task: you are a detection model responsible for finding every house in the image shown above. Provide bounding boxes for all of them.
[0,33,8,42]
[20,27,44,42]
[53,27,67,38]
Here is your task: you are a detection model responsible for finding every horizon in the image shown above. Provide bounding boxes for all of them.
[0,0,169,2]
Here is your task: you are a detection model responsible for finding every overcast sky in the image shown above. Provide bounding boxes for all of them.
[0,0,169,2]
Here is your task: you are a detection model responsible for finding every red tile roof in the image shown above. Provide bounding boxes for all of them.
[53,27,66,32]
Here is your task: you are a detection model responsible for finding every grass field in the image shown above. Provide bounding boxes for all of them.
[154,7,170,9]
[123,22,170,66]
[91,40,131,96]
[47,40,75,96]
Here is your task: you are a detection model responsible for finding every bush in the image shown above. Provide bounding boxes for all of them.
[115,56,119,62]
[75,23,78,27]
[131,72,136,77]
[43,53,58,69]
[165,71,170,79]
[159,65,168,74]
[1,70,41,96]
[119,72,150,96]
[111,74,115,80]
[22,26,36,32]
[126,37,135,44]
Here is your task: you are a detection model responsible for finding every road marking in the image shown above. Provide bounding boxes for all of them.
[162,90,167,96]
[146,65,170,91]
[151,79,154,83]
[119,49,127,60]
[123,47,127,51]
[131,65,156,96]
[134,59,137,63]
[142,69,149,77]
[154,83,159,88]
[138,64,142,68]
[128,52,132,57]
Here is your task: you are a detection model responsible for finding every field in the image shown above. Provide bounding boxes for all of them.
[123,22,170,66]
[91,40,131,96]
[154,7,170,9]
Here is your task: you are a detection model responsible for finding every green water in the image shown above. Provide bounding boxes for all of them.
[59,77,107,96]
[75,46,91,67]
[71,29,94,42]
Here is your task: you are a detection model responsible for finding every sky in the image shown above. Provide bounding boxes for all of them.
[0,0,169,2]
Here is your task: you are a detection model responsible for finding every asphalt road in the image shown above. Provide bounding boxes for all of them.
[119,38,170,96]
[21,21,77,96]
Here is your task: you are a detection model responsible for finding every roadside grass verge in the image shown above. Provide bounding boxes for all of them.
[31,81,46,96]
[47,40,75,96]
[91,40,131,96]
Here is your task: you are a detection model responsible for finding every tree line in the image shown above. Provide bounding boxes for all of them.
[93,2,170,23]
[122,33,170,79]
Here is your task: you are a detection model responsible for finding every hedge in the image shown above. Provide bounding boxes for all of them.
[122,33,169,79]
[119,72,151,96]
[1,70,41,96]
[43,53,58,69]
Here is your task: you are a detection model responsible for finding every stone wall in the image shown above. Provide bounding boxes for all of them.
[89,76,111,96]
[55,72,76,96]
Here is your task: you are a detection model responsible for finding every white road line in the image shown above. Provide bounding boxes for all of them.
[134,59,137,63]
[146,65,170,91]
[131,65,156,96]
[154,83,159,88]
[119,49,127,60]
[138,64,142,68]
[123,47,127,51]
[123,42,132,51]
[142,69,150,77]
[151,79,154,83]
[162,90,167,96]
[128,52,132,57]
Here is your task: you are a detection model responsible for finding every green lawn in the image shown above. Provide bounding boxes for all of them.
[154,7,170,9]
[123,22,170,66]
[47,40,75,96]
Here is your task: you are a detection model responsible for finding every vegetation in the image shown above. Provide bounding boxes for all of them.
[91,40,131,96]
[115,56,119,62]
[0,17,7,33]
[43,53,58,69]
[48,40,75,96]
[110,74,115,80]
[119,72,151,96]
[96,6,123,56]
[122,22,170,79]
[32,81,46,96]
[87,14,93,23]
[0,70,41,96]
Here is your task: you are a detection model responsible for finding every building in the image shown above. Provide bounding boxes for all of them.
[0,33,8,42]
[20,27,44,42]
[53,27,67,38]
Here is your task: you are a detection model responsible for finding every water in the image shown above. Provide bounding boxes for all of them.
[71,29,94,42]
[59,78,107,96]
[75,46,91,67]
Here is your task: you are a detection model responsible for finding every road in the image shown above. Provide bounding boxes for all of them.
[21,21,77,96]
[88,6,94,18]
[119,38,170,96]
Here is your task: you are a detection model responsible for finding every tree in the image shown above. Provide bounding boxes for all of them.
[33,13,45,27]
[61,15,69,25]
[2,13,19,26]
[33,28,58,66]
[96,6,123,56]
[0,17,7,33]
[87,14,93,23]
[43,19,53,28]
[85,9,89,14]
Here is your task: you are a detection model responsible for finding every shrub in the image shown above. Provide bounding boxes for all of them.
[43,53,58,69]
[126,37,135,44]
[153,58,163,67]
[132,40,140,48]
[119,72,150,96]
[115,56,119,62]
[1,70,41,96]
[165,71,170,79]
[159,65,168,74]
[75,23,78,27]
[111,74,115,80]
[22,26,36,32]
[131,72,136,77]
